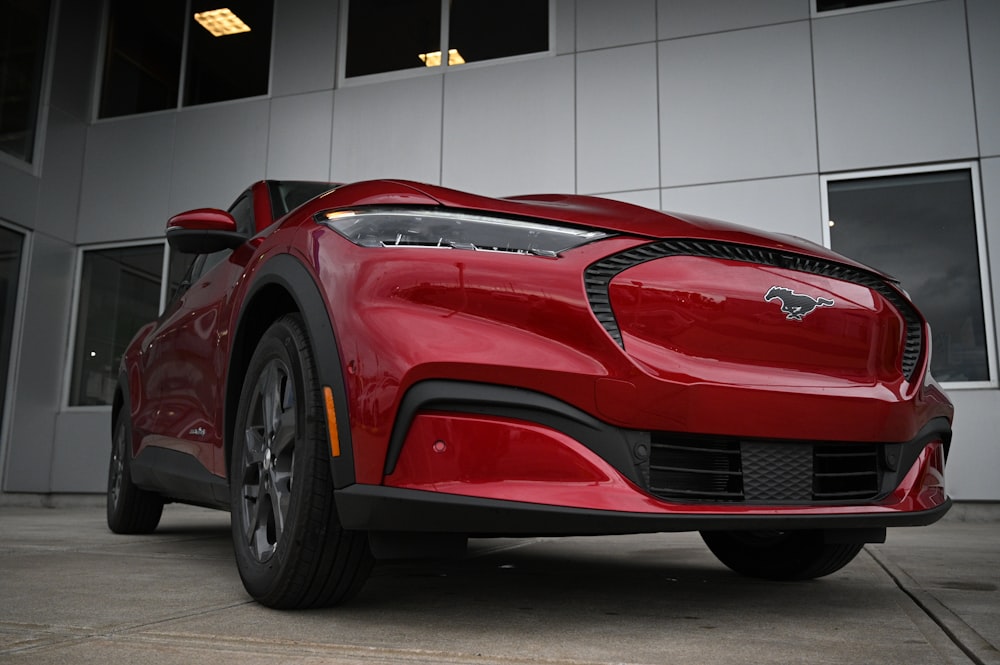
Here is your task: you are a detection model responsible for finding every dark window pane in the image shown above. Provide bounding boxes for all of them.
[70,245,164,406]
[450,0,548,64]
[0,226,24,433]
[0,0,50,161]
[185,1,273,106]
[99,0,184,118]
[816,0,909,11]
[345,0,440,77]
[828,170,989,383]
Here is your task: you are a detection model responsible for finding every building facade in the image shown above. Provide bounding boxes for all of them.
[1,0,998,499]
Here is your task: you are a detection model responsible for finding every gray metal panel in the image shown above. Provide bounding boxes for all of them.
[0,163,39,229]
[968,0,1000,158]
[50,411,110,493]
[331,76,443,184]
[48,0,101,120]
[2,234,74,493]
[270,0,340,96]
[555,0,576,55]
[658,22,817,187]
[169,101,270,212]
[576,0,656,51]
[78,114,176,244]
[577,44,659,195]
[813,0,978,171]
[442,57,575,197]
[267,90,334,181]
[657,0,808,40]
[36,108,85,243]
[661,175,823,242]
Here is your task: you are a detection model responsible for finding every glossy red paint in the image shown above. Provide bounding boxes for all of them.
[121,178,954,533]
[166,208,238,232]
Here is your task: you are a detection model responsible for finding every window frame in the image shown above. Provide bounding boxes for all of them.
[0,220,31,488]
[337,0,556,87]
[63,239,170,411]
[810,0,939,18]
[91,0,276,121]
[820,161,996,390]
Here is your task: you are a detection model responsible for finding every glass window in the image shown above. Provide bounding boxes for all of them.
[814,0,935,13]
[344,0,549,79]
[99,0,273,118]
[185,1,273,106]
[69,244,164,406]
[826,167,993,386]
[450,0,549,65]
[99,0,185,118]
[0,0,50,162]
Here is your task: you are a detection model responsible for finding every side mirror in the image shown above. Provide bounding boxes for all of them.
[166,208,249,254]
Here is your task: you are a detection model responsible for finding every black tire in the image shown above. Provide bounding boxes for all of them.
[701,530,863,581]
[107,409,164,534]
[230,313,373,609]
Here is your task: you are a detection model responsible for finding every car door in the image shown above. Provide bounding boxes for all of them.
[136,189,261,477]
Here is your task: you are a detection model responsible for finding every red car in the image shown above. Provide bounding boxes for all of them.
[107,179,953,608]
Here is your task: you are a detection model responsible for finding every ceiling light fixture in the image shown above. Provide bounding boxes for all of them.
[194,8,251,37]
[417,48,466,67]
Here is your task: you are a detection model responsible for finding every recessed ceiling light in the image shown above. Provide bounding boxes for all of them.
[194,8,251,37]
[417,48,466,67]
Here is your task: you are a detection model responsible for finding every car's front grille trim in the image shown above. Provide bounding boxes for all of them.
[648,434,885,504]
[584,239,924,381]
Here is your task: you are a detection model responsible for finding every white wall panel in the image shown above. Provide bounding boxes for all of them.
[442,57,575,197]
[658,22,817,187]
[330,76,443,184]
[78,114,176,244]
[661,175,823,242]
[968,0,1000,158]
[576,0,656,51]
[943,389,1000,500]
[813,0,978,171]
[169,101,270,212]
[267,91,334,181]
[657,0,808,40]
[577,44,659,195]
[271,0,339,96]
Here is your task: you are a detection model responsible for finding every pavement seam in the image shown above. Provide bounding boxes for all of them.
[865,547,1000,665]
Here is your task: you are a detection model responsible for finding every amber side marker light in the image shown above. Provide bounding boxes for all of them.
[323,386,341,457]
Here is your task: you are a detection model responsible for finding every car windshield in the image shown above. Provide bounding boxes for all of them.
[268,181,340,219]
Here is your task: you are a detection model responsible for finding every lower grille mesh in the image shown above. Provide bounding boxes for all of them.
[648,434,883,504]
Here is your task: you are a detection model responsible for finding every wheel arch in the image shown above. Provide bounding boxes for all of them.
[226,253,355,487]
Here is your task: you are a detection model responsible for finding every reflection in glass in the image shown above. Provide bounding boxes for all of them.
[0,0,50,160]
[0,226,24,433]
[829,169,988,383]
[70,245,164,406]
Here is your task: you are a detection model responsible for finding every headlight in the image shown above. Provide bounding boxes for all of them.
[317,208,611,257]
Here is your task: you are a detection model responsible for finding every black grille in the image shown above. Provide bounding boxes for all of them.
[648,434,883,504]
[584,239,924,381]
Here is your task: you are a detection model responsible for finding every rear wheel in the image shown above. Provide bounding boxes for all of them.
[230,314,373,608]
[107,410,164,534]
[701,530,863,581]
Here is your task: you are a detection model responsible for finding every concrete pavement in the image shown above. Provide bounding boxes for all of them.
[0,500,997,664]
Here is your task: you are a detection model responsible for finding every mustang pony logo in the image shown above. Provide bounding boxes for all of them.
[764,286,834,321]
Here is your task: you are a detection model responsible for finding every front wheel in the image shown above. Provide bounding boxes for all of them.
[701,530,863,581]
[230,314,372,608]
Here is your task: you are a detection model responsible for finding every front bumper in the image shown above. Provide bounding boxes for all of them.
[340,381,952,536]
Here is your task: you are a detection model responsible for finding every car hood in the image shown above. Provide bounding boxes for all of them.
[312,179,889,279]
